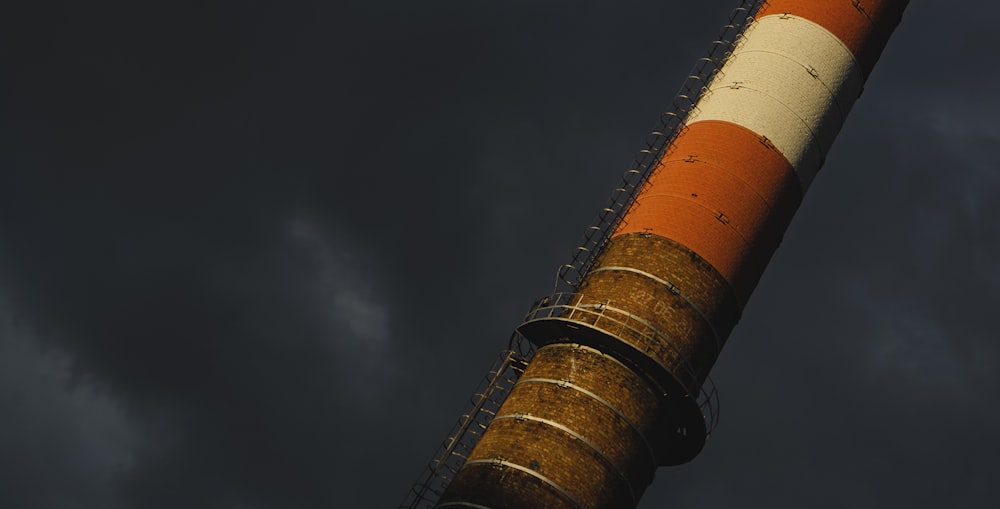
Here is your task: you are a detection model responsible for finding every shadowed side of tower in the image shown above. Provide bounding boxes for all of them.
[434,1,909,508]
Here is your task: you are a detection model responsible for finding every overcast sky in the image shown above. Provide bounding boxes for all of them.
[1,1,998,508]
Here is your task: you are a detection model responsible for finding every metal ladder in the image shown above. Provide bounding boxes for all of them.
[399,2,762,507]
[554,0,761,293]
[399,342,531,509]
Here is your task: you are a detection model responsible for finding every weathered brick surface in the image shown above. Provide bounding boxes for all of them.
[525,344,663,439]
[574,232,741,391]
[441,238,743,507]
[590,232,741,336]
[470,418,634,508]
[441,462,575,509]
[496,383,649,493]
[441,344,664,509]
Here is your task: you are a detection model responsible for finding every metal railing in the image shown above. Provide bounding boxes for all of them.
[520,293,720,434]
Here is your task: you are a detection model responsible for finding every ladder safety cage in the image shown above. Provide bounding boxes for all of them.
[554,0,762,293]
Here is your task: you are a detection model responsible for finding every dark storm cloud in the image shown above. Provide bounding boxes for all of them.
[1,1,997,508]
[0,293,134,509]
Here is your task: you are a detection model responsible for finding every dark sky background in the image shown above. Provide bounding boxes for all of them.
[1,1,997,508]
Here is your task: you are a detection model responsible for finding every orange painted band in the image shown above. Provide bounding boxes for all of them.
[616,121,802,305]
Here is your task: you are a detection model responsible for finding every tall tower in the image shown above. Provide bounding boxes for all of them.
[406,1,910,508]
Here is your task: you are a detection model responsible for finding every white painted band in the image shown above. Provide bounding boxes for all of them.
[686,14,863,190]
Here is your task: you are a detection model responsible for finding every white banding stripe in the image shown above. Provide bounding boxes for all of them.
[736,14,862,114]
[494,413,637,505]
[461,459,585,509]
[719,53,842,144]
[687,14,862,190]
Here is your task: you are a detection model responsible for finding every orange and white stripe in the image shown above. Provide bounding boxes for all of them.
[616,0,908,305]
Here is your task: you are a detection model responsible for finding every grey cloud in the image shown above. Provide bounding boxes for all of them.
[285,214,395,399]
[286,216,391,346]
[0,296,134,509]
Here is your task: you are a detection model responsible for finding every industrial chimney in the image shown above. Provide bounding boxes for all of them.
[403,1,910,508]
